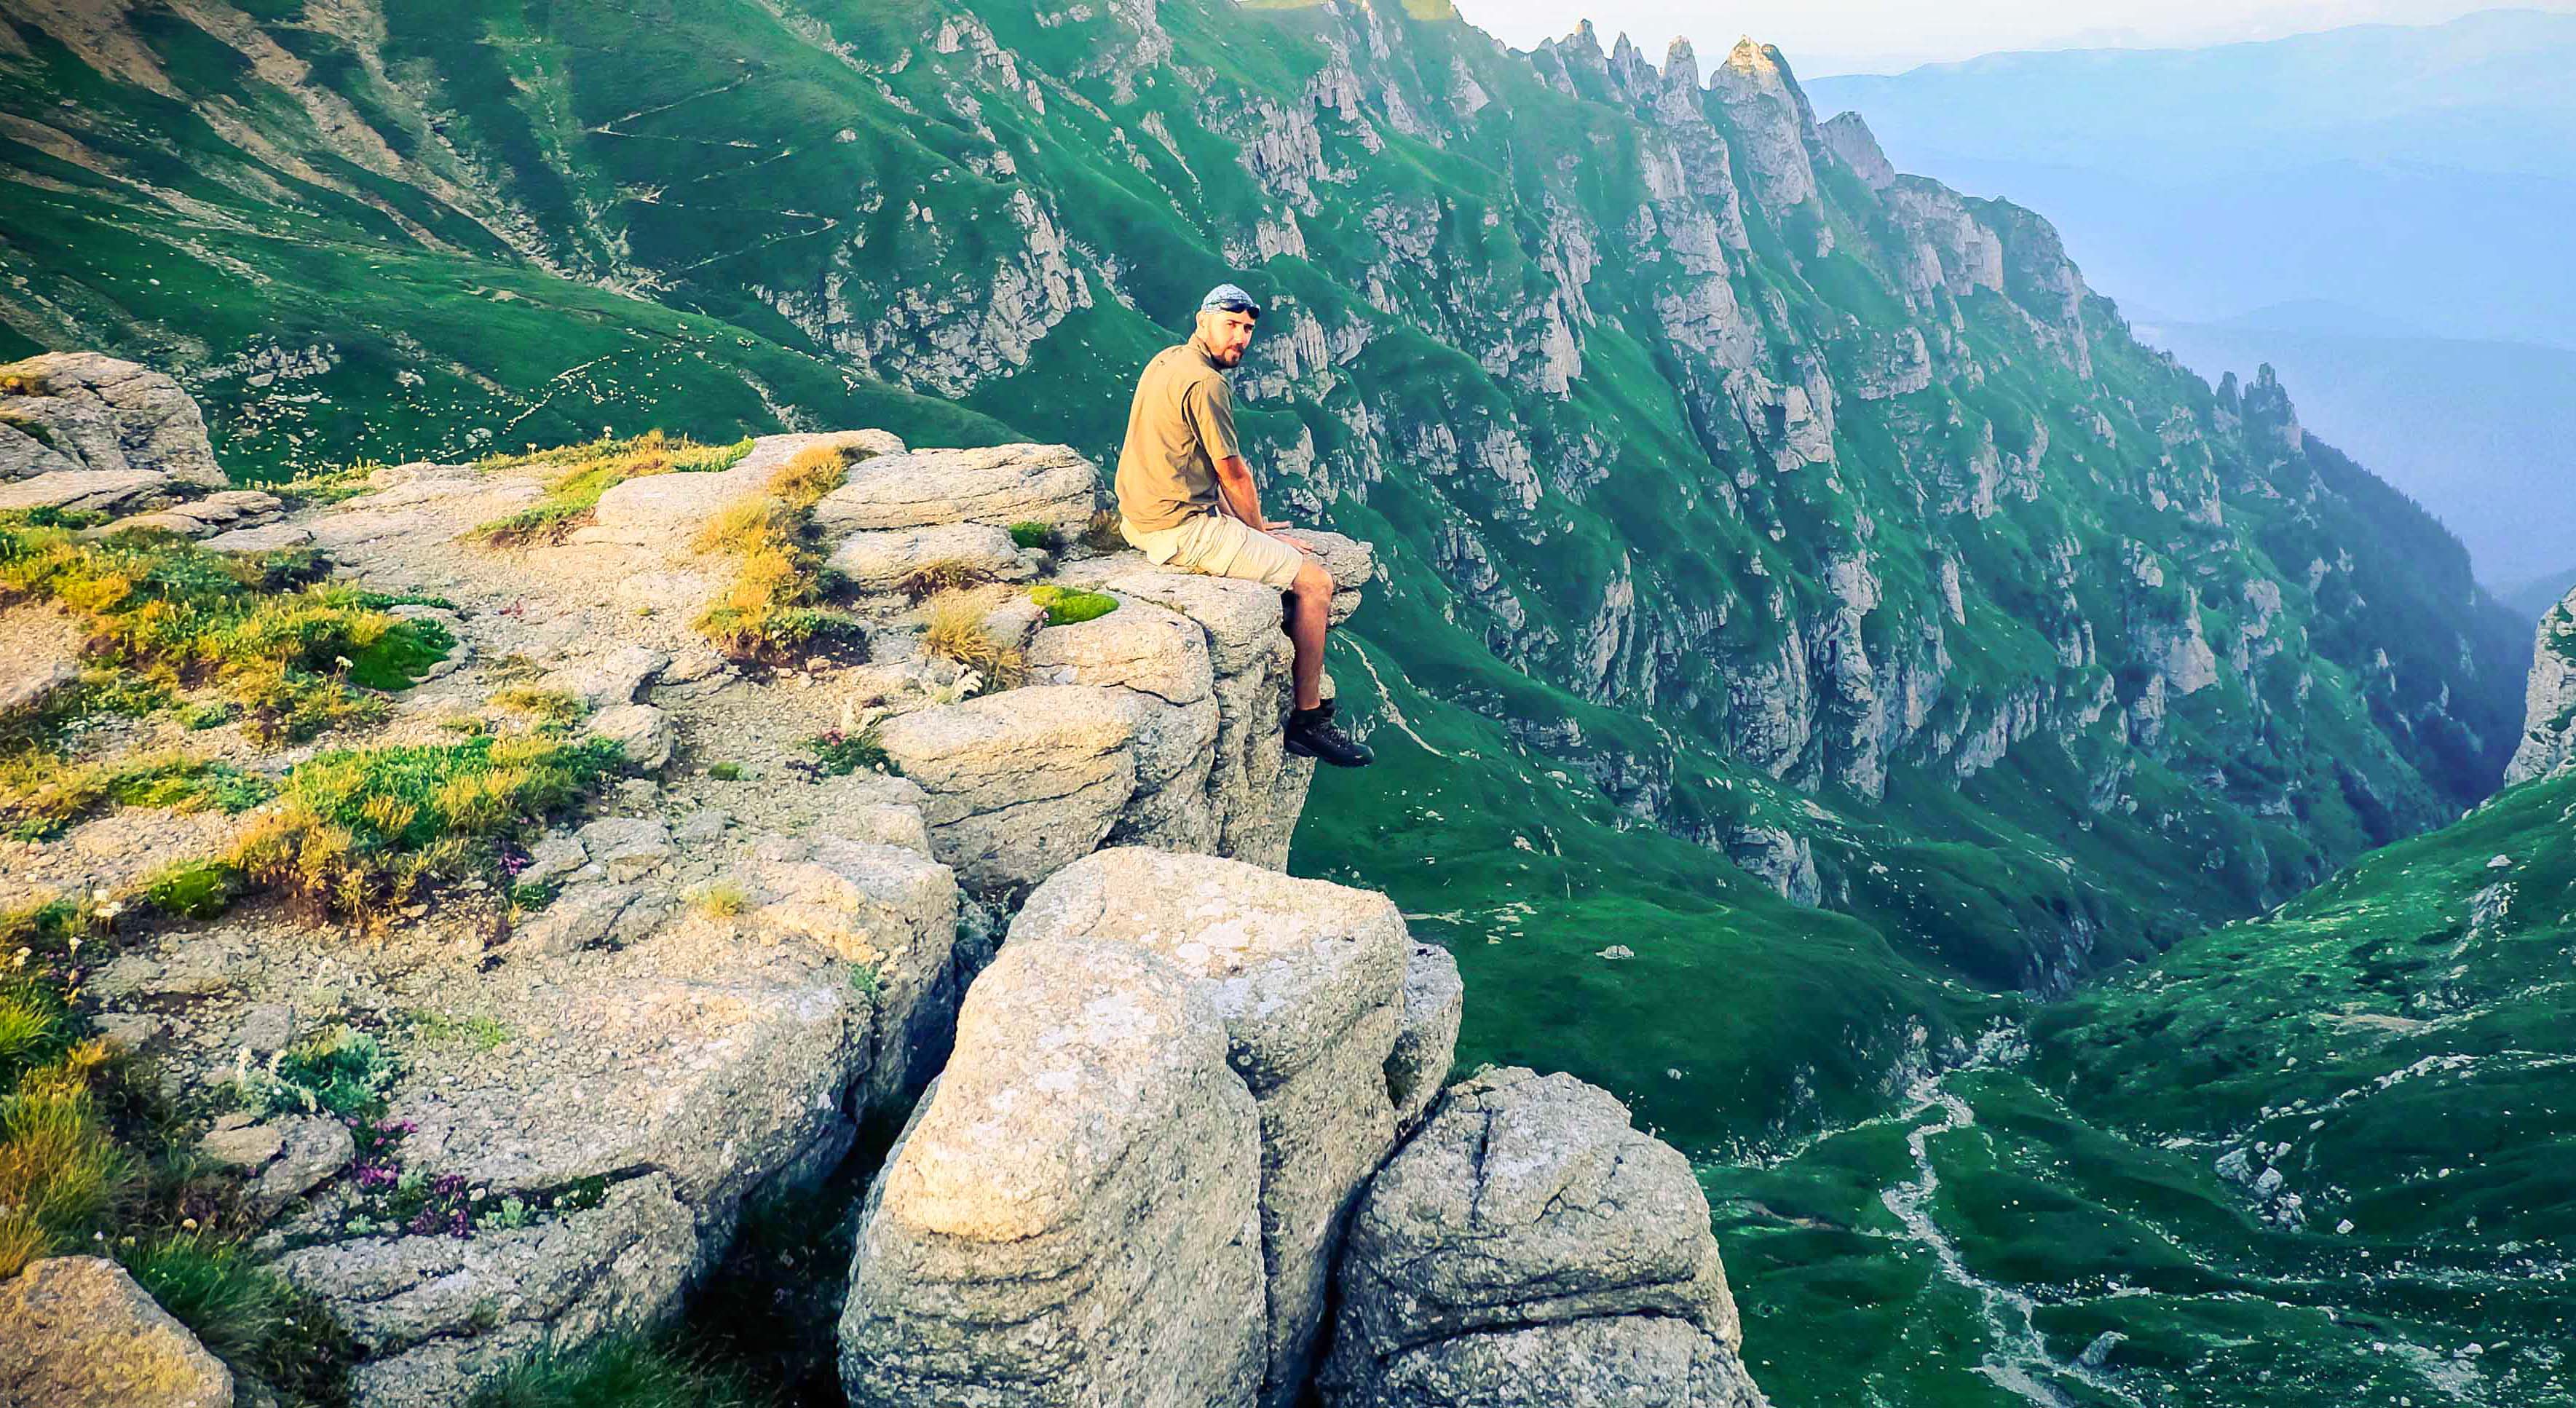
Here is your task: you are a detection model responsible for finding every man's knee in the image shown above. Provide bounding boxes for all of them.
[1292,560,1333,602]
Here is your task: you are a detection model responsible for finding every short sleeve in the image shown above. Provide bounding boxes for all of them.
[1184,378,1240,462]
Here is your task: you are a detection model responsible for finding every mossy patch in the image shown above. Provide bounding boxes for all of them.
[0,752,273,843]
[1028,584,1118,625]
[1006,520,1057,552]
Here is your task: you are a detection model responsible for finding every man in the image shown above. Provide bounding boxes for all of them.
[1114,283,1372,767]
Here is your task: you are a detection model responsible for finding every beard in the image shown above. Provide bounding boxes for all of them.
[1214,347,1244,367]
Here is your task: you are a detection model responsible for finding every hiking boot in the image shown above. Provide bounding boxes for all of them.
[1285,701,1372,767]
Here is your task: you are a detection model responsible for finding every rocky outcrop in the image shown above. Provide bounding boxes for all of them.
[838,938,1266,1408]
[1321,1067,1766,1408]
[0,1255,235,1408]
[0,352,224,486]
[842,850,1766,1408]
[1008,847,1410,1403]
[2505,590,2576,785]
[812,443,1102,542]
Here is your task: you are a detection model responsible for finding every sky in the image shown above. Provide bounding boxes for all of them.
[1455,0,2576,74]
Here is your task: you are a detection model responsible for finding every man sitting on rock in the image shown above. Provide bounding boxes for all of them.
[1115,282,1372,768]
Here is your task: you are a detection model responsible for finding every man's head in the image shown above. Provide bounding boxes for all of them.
[1193,283,1261,368]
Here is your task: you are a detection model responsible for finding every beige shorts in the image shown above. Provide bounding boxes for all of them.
[1121,511,1305,591]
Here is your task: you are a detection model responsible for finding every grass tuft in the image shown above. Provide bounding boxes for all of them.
[802,723,893,777]
[1078,508,1125,554]
[0,751,272,842]
[893,558,989,601]
[227,734,625,921]
[689,882,747,919]
[490,686,586,729]
[467,1334,770,1408]
[122,1233,353,1401]
[692,486,859,664]
[764,444,856,511]
[920,588,1024,690]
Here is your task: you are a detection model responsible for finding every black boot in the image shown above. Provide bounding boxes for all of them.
[1285,700,1372,767]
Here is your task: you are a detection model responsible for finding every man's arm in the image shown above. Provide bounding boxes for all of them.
[1213,454,1281,532]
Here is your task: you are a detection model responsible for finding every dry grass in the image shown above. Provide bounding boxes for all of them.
[920,585,1025,690]
[0,371,50,398]
[692,480,860,663]
[692,496,798,556]
[488,686,585,729]
[689,882,748,919]
[765,444,858,511]
[470,431,753,547]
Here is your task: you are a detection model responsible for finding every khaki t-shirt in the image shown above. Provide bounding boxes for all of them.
[1115,341,1238,533]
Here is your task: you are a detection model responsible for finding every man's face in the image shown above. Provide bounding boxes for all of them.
[1198,309,1258,368]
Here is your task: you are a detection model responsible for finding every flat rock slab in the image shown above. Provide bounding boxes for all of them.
[826,521,1027,590]
[0,1255,234,1408]
[0,468,171,515]
[839,938,1265,1408]
[814,443,1099,540]
[586,430,904,547]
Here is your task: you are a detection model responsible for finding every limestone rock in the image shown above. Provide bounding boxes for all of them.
[586,703,674,772]
[199,1112,285,1169]
[0,658,79,721]
[838,938,1265,1408]
[106,489,283,538]
[275,1174,698,1408]
[2506,591,2576,784]
[0,1255,234,1408]
[538,644,666,710]
[1323,1067,1763,1408]
[1027,595,1214,705]
[510,881,664,954]
[515,834,588,888]
[0,352,224,486]
[584,430,903,547]
[813,443,1101,541]
[876,684,1138,899]
[0,469,173,515]
[826,521,1029,591]
[745,829,963,1107]
[246,1114,355,1222]
[1009,847,1409,1403]
[572,815,675,881]
[1387,942,1463,1133]
[202,523,316,553]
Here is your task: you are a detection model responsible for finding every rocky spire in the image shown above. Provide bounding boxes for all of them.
[1707,36,1819,209]
[1818,110,1895,189]
[2240,363,2305,455]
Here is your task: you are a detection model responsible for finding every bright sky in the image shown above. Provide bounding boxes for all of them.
[1456,0,2575,74]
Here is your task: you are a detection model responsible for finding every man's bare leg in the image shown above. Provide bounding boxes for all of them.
[1287,558,1331,711]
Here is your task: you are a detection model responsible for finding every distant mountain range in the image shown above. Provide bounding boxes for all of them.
[1808,7,2576,590]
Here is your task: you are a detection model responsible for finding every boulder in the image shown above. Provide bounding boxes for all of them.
[509,881,666,956]
[1321,1067,1764,1408]
[813,443,1100,541]
[838,938,1265,1408]
[744,829,963,1108]
[826,522,1029,591]
[1387,943,1464,1133]
[875,684,1138,899]
[0,469,173,515]
[246,1114,356,1222]
[1009,847,1411,1404]
[0,352,224,486]
[586,703,674,772]
[274,1174,699,1408]
[0,1255,234,1408]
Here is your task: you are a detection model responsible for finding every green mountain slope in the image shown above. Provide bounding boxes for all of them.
[1712,754,2576,1407]
[0,0,2529,1131]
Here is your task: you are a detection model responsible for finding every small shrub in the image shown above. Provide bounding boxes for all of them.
[920,588,1024,689]
[689,882,747,919]
[242,1025,397,1119]
[848,962,880,998]
[1079,507,1125,553]
[1028,584,1119,626]
[893,557,989,601]
[802,723,893,777]
[1007,520,1059,552]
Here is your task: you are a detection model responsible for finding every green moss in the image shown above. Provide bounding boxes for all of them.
[142,859,245,921]
[1027,584,1118,626]
[1005,520,1057,551]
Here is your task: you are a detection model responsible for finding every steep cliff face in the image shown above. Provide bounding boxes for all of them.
[0,0,2527,1086]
